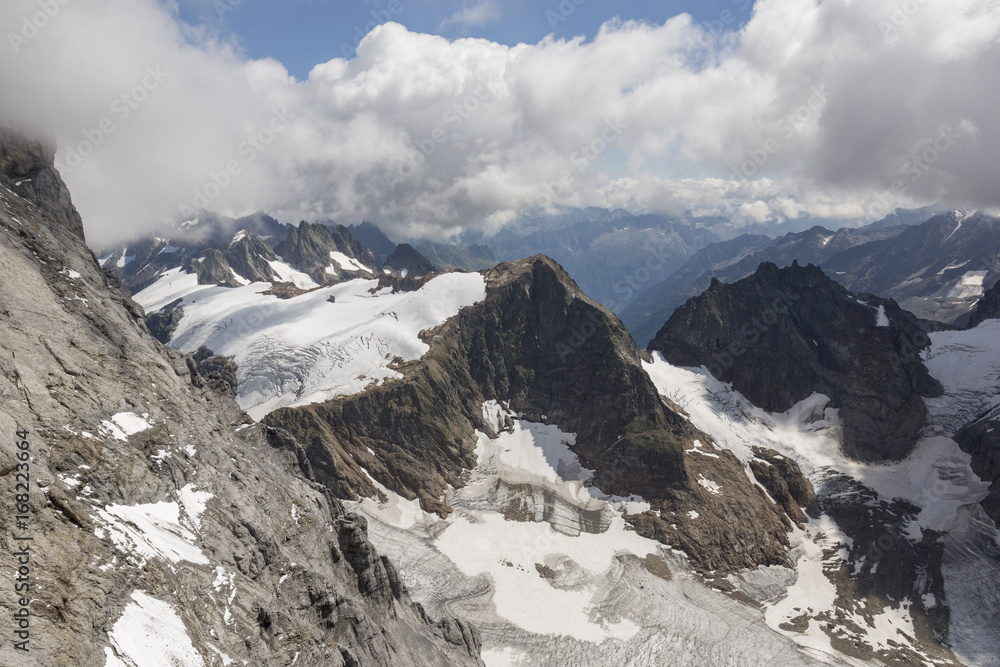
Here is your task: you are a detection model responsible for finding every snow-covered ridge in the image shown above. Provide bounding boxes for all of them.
[643,332,1000,665]
[353,401,837,666]
[134,270,486,420]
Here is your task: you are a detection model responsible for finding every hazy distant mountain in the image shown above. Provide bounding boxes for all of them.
[486,211,718,313]
[348,221,397,263]
[622,223,909,345]
[416,241,498,271]
[825,210,1000,323]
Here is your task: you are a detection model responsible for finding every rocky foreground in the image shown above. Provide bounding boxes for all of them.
[0,128,484,665]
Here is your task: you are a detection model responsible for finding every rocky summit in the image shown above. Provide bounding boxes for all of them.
[0,130,483,666]
[265,255,816,575]
[649,261,943,462]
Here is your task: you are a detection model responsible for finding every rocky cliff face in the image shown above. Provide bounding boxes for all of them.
[968,279,1000,329]
[383,242,436,276]
[649,261,942,462]
[0,127,84,240]
[225,230,279,283]
[266,256,816,574]
[0,131,482,667]
[275,221,378,283]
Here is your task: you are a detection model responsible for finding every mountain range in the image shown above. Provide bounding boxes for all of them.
[3,126,1000,666]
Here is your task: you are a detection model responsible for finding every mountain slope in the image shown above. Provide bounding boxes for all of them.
[623,223,911,346]
[261,256,814,576]
[0,129,483,667]
[275,221,378,284]
[486,213,718,313]
[621,233,774,346]
[416,241,498,271]
[348,221,397,264]
[825,210,1000,324]
[650,262,942,462]
[383,242,436,276]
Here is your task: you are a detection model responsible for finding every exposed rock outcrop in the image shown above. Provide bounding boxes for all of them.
[968,280,1000,329]
[0,127,84,240]
[0,132,482,666]
[267,256,815,573]
[383,242,435,276]
[649,261,942,462]
[184,247,241,286]
[224,229,278,283]
[275,221,378,284]
[953,419,1000,522]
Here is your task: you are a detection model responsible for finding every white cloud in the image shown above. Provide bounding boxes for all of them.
[439,1,501,30]
[1,0,998,248]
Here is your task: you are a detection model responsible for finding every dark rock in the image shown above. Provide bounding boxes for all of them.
[968,280,1000,328]
[267,256,805,573]
[0,127,85,240]
[275,221,378,284]
[347,221,397,264]
[193,346,238,396]
[145,298,184,344]
[749,447,820,526]
[184,248,241,286]
[224,229,278,283]
[953,419,1000,523]
[649,261,942,462]
[383,243,436,276]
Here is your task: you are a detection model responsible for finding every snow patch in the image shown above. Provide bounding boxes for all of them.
[328,250,372,275]
[134,271,486,420]
[97,501,208,565]
[875,305,890,327]
[100,412,153,441]
[107,590,207,667]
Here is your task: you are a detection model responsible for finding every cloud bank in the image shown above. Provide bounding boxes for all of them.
[1,0,998,247]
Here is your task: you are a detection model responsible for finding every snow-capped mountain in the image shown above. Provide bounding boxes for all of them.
[624,209,1000,346]
[135,227,1000,665]
[0,127,483,666]
[824,210,1000,325]
[6,123,999,667]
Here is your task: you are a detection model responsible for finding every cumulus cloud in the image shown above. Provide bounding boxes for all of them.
[1,0,998,248]
[439,1,501,30]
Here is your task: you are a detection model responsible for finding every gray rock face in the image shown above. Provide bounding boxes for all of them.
[0,134,482,666]
[968,280,1000,329]
[275,221,378,284]
[0,127,84,240]
[184,248,241,286]
[953,419,1000,522]
[224,230,279,283]
[383,243,436,276]
[649,261,943,462]
[267,256,814,574]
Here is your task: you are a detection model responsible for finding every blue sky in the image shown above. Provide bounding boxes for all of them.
[178,0,755,79]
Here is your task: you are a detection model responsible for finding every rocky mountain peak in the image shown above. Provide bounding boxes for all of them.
[968,278,1000,328]
[0,128,483,666]
[0,126,85,240]
[650,261,942,462]
[224,228,278,283]
[275,221,378,283]
[382,242,435,276]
